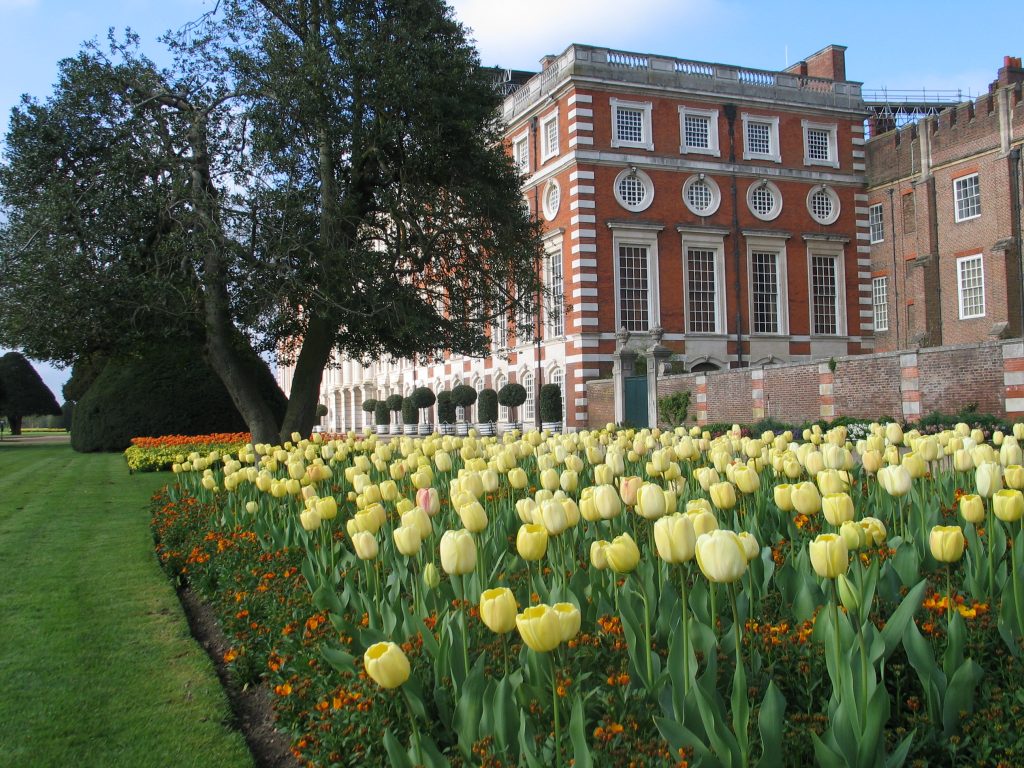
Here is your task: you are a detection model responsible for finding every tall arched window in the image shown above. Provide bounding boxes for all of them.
[521,371,535,423]
[550,367,565,420]
[494,372,508,422]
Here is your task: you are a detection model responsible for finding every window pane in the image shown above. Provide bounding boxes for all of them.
[686,179,713,213]
[869,204,884,243]
[618,175,647,207]
[687,248,717,333]
[807,128,830,160]
[955,175,981,221]
[544,118,558,156]
[810,190,834,222]
[548,254,564,337]
[618,245,649,331]
[872,276,888,332]
[751,251,779,334]
[746,122,771,155]
[958,256,985,318]
[522,372,535,422]
[811,255,838,335]
[684,114,709,149]
[751,185,776,217]
[616,107,644,143]
[514,138,529,174]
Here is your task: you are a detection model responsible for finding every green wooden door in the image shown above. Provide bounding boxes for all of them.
[624,376,648,428]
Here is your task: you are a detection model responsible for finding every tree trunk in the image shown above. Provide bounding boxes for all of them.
[277,314,334,442]
[8,415,22,435]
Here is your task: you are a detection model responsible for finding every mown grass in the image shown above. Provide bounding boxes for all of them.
[0,443,252,768]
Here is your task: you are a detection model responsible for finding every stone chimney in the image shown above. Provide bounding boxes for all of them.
[539,55,558,71]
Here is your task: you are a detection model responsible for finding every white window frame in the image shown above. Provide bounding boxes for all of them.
[542,179,561,221]
[512,130,530,176]
[540,109,559,164]
[868,203,884,244]
[745,234,790,336]
[872,276,889,332]
[610,98,654,151]
[545,244,565,339]
[609,222,663,333]
[801,120,839,169]
[746,179,783,222]
[494,372,509,421]
[953,173,981,223]
[679,228,727,335]
[806,184,841,226]
[521,371,536,423]
[678,106,720,156]
[741,113,781,163]
[805,239,847,337]
[682,174,722,217]
[956,254,985,319]
[613,166,655,212]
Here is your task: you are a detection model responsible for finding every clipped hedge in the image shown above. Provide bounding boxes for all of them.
[71,343,285,453]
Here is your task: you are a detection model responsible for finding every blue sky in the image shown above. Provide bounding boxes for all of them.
[2,0,1020,398]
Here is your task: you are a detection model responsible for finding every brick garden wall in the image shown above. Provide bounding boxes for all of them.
[586,340,1024,428]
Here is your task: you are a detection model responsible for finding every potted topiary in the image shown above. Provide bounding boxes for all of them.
[412,386,436,435]
[373,400,390,435]
[401,396,419,436]
[437,390,456,435]
[540,383,563,434]
[385,394,403,435]
[451,384,477,436]
[476,388,498,436]
[362,398,378,432]
[497,383,527,434]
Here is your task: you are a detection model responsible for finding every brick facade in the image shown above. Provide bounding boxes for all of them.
[587,339,1024,428]
[865,57,1024,353]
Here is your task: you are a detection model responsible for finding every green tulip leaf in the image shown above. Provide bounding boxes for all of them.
[320,644,354,673]
[755,681,785,768]
[491,676,520,754]
[810,732,847,768]
[454,659,487,760]
[730,660,750,760]
[518,717,544,768]
[418,731,451,768]
[884,729,916,768]
[941,658,983,737]
[312,583,344,615]
[881,579,927,659]
[382,728,414,768]
[569,695,593,768]
[655,716,722,768]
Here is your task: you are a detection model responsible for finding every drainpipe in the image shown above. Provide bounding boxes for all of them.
[723,104,744,367]
[888,188,901,346]
[1010,146,1023,337]
[530,114,543,428]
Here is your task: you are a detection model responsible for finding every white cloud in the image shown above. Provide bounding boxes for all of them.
[449,0,720,70]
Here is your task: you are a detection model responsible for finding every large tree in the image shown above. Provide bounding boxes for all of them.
[0,0,542,443]
[0,352,61,434]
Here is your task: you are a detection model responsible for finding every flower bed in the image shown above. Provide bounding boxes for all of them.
[125,432,250,472]
[154,425,1024,767]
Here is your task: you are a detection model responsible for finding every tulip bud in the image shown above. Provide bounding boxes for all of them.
[695,530,748,583]
[363,641,410,689]
[516,523,549,561]
[809,533,848,579]
[653,513,696,564]
[553,602,582,643]
[516,604,562,652]
[709,481,737,511]
[993,488,1024,522]
[959,493,985,524]
[822,492,855,526]
[539,499,569,536]
[1005,465,1024,490]
[458,500,489,533]
[878,465,912,498]
[422,562,440,589]
[733,464,760,494]
[773,483,794,512]
[836,572,861,616]
[480,588,518,634]
[605,532,641,573]
[351,530,378,560]
[439,529,476,574]
[590,540,610,570]
[901,451,926,480]
[299,508,322,532]
[790,481,822,515]
[929,525,965,562]
[839,520,866,550]
[636,482,668,520]
[393,525,423,556]
[976,461,1003,498]
[885,423,904,446]
[315,496,338,521]
[737,531,759,562]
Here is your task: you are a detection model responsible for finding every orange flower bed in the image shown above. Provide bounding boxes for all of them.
[130,432,251,449]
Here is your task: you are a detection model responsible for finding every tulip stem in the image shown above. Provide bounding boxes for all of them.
[638,582,654,686]
[550,654,563,768]
[1014,521,1023,633]
[401,690,424,767]
[987,498,995,599]
[728,582,742,666]
[831,581,843,705]
[678,566,690,696]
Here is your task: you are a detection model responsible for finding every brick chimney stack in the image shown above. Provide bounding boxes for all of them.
[997,55,1023,87]
[785,44,846,81]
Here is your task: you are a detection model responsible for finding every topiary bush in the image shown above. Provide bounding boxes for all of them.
[71,342,285,452]
[362,398,378,415]
[401,396,418,425]
[477,388,498,423]
[539,383,562,423]
[412,386,436,411]
[385,394,403,416]
[498,383,527,421]
[436,390,456,424]
[374,401,390,426]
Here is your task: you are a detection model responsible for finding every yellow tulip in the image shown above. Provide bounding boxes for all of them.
[822,492,855,526]
[351,530,378,560]
[480,588,518,634]
[737,531,759,562]
[593,484,622,520]
[839,520,866,550]
[552,602,581,643]
[929,525,965,562]
[393,525,423,556]
[653,513,696,564]
[901,451,926,480]
[315,496,338,521]
[734,464,760,494]
[422,562,440,589]
[299,508,322,532]
[1005,465,1024,490]
[859,517,887,546]
[636,482,668,520]
[516,604,562,652]
[976,462,1003,498]
[809,533,848,579]
[953,449,974,473]
[791,481,822,515]
[458,500,488,533]
[878,465,912,498]
[959,493,985,524]
[709,481,737,512]
[590,540,610,570]
[516,523,548,561]
[619,476,642,506]
[435,451,452,472]
[694,466,721,491]
[774,484,793,512]
[605,533,641,573]
[539,499,569,535]
[695,530,748,583]
[363,641,410,689]
[885,423,904,445]
[993,488,1024,522]
[439,529,476,574]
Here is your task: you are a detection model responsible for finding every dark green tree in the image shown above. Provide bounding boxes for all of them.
[0,1,542,444]
[0,352,61,434]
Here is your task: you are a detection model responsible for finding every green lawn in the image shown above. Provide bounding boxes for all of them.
[0,443,252,768]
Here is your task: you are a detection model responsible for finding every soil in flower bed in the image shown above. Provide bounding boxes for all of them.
[176,586,298,768]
